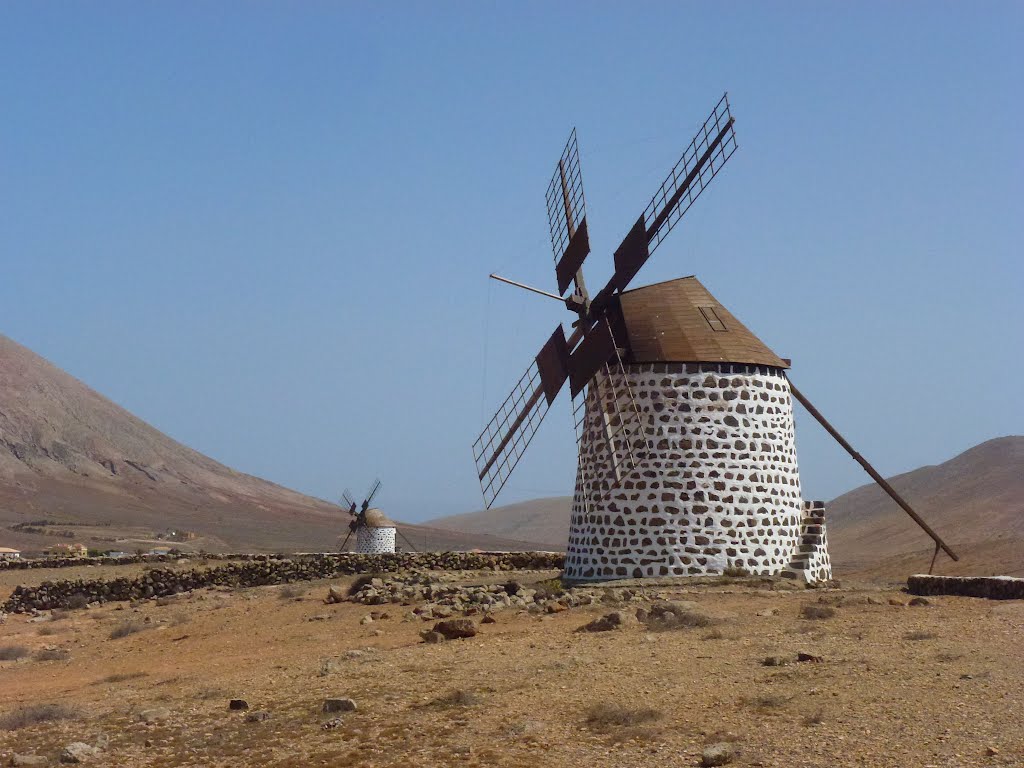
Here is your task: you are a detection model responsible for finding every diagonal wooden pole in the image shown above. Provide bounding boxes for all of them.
[788,379,959,562]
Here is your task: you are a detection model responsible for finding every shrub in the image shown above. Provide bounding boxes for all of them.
[722,566,750,578]
[66,594,89,610]
[802,709,825,726]
[278,584,305,599]
[34,648,70,662]
[36,626,60,637]
[96,671,149,684]
[430,689,480,708]
[904,630,937,641]
[645,608,717,631]
[0,703,78,730]
[109,621,149,639]
[0,645,30,661]
[744,694,789,712]
[585,703,663,732]
[800,605,835,620]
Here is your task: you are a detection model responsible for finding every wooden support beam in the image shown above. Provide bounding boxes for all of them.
[788,379,959,563]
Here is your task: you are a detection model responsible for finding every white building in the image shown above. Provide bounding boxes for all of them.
[0,547,21,561]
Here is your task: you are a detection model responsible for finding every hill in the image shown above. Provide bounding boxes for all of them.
[825,435,1024,576]
[0,334,546,554]
[429,437,1024,576]
[429,496,572,551]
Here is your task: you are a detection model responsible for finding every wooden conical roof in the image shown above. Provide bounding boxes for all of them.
[618,276,788,368]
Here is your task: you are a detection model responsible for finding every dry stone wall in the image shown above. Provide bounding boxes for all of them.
[907,574,1024,600]
[1,551,564,613]
[565,362,831,583]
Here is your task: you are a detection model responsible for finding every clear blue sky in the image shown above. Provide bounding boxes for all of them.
[2,3,1021,522]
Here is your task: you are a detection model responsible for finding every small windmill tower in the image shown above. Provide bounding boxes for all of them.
[340,481,397,554]
[473,94,958,582]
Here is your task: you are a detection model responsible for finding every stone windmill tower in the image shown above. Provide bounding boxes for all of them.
[340,481,397,554]
[473,94,958,583]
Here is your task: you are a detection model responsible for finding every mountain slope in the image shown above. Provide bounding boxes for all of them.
[824,435,1024,573]
[0,334,546,553]
[429,497,573,551]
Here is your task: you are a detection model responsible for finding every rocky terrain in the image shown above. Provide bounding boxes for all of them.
[0,565,1021,767]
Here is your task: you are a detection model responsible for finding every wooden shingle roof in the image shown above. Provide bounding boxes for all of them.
[618,276,788,368]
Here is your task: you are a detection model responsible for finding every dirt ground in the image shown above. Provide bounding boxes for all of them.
[1,568,1022,768]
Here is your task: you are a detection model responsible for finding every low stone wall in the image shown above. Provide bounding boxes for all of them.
[1,551,565,613]
[907,574,1024,600]
[0,552,279,571]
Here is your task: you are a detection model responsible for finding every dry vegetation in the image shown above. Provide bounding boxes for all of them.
[0,568,1022,767]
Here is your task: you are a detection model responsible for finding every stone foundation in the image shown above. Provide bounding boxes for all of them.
[356,526,396,554]
[565,362,830,583]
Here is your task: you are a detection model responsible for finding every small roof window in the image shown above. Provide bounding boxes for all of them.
[698,305,728,332]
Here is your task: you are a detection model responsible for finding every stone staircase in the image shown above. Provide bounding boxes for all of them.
[782,501,833,583]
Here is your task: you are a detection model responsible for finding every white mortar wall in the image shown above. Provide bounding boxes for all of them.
[356,526,396,554]
[565,362,826,581]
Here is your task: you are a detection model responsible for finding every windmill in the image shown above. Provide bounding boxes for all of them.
[338,481,417,554]
[473,93,958,582]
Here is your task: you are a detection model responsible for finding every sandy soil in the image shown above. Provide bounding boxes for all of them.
[1,569,1022,767]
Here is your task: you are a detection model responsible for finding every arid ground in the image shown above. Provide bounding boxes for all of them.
[1,567,1022,768]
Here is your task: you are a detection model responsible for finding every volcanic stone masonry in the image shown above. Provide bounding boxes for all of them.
[565,362,832,583]
[356,526,396,554]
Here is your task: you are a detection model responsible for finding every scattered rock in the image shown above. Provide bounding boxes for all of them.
[322,717,343,730]
[577,611,635,632]
[865,595,884,605]
[11,755,48,767]
[325,586,346,604]
[245,710,271,722]
[797,652,824,663]
[481,614,496,624]
[908,597,930,607]
[756,608,780,617]
[420,630,446,644]
[228,699,249,711]
[762,655,790,667]
[701,742,736,766]
[322,698,357,713]
[433,618,477,640]
[359,615,373,625]
[138,708,171,724]
[60,743,97,764]
[888,597,906,606]
[986,746,999,756]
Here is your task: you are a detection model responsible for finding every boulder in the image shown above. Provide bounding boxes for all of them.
[322,698,357,713]
[577,611,635,632]
[59,743,98,764]
[701,742,736,767]
[433,619,477,640]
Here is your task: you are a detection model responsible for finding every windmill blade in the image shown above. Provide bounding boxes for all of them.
[606,92,738,294]
[364,479,382,508]
[339,530,352,552]
[341,490,356,510]
[546,128,592,296]
[473,354,554,508]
